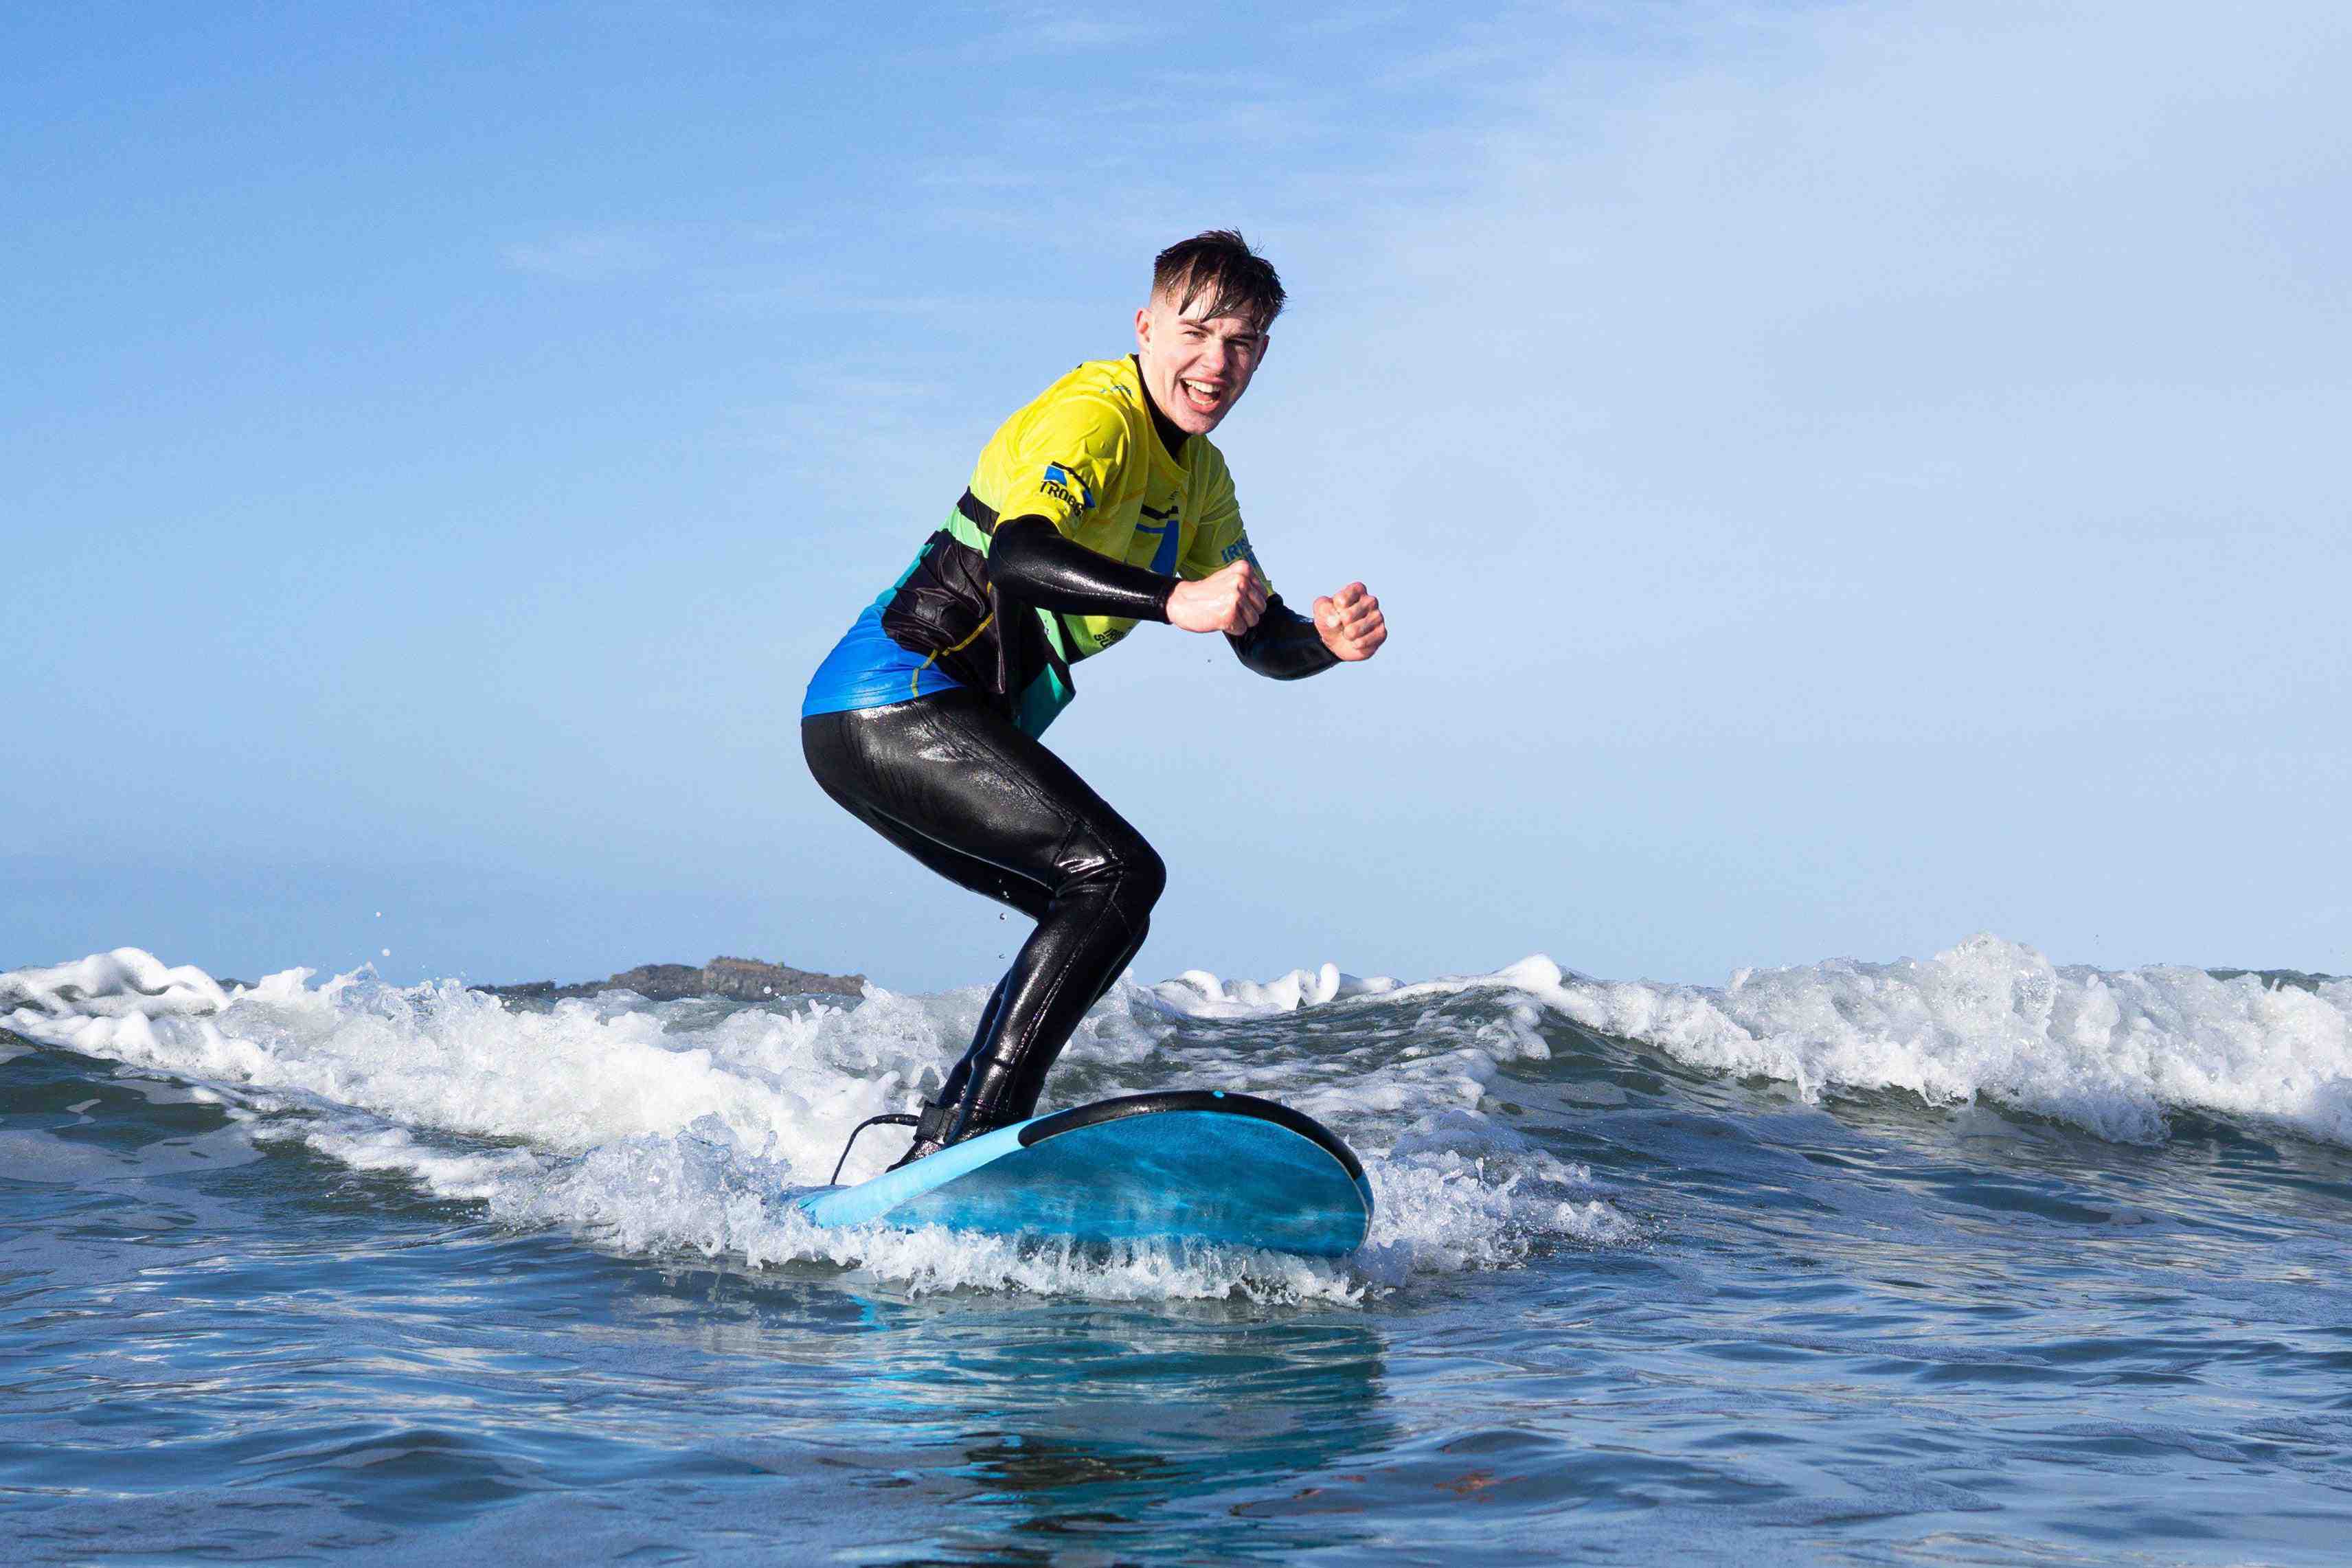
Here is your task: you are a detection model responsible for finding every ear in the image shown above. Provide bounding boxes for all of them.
[1133,305,1153,353]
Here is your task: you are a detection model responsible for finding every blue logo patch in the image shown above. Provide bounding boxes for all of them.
[1042,464,1094,509]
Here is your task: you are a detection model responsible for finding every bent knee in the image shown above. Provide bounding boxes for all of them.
[1063,828,1165,919]
[1124,838,1168,914]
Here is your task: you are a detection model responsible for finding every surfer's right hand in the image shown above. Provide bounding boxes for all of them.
[1167,559,1267,635]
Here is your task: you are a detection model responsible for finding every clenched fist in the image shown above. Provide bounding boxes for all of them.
[1167,558,1269,635]
[1313,582,1386,661]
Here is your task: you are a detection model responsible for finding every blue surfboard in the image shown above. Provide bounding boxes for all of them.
[798,1090,1372,1257]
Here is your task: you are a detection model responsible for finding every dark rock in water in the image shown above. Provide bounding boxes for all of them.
[701,955,863,1000]
[2206,967,2340,994]
[607,963,708,1001]
[473,955,866,1004]
[478,979,558,1000]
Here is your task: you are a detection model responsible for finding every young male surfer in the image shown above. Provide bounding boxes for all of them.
[801,231,1386,1166]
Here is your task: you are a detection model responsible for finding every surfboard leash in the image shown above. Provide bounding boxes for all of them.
[828,1113,920,1185]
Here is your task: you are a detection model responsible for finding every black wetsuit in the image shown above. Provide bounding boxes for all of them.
[802,385,1336,1157]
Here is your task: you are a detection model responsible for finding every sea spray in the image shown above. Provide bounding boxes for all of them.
[3,947,1615,1299]
[1135,938,2352,1147]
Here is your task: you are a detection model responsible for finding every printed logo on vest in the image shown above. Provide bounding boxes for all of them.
[1041,464,1094,511]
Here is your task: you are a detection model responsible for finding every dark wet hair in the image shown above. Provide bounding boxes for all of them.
[1152,230,1285,329]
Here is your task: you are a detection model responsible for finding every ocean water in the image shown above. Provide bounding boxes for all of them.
[5,934,2349,1565]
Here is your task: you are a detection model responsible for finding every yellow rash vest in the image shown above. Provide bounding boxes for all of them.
[802,354,1267,737]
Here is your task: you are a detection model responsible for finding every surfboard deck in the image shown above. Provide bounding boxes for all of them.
[797,1089,1372,1257]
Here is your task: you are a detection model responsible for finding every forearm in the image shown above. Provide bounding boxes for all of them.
[987,516,1175,621]
[1228,595,1339,680]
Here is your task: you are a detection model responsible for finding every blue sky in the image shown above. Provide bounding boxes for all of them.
[5,1,2347,990]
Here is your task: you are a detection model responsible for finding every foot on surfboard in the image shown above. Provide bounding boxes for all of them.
[890,1136,945,1170]
[832,1100,965,1181]
[893,1098,964,1166]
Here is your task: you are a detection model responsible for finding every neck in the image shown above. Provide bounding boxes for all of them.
[1133,356,1189,460]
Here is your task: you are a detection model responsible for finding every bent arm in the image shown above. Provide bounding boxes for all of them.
[986,516,1175,622]
[1228,594,1340,681]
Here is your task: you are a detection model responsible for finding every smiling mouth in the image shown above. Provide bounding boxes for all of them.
[1178,378,1223,411]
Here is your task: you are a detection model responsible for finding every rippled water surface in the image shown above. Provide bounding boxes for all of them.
[5,939,2351,1563]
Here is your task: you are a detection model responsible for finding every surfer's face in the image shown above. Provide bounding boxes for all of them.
[1134,291,1269,437]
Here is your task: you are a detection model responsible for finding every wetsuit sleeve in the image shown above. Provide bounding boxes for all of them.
[988,517,1175,622]
[1228,595,1339,680]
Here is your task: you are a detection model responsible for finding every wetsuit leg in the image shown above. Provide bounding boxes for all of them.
[801,689,1165,1144]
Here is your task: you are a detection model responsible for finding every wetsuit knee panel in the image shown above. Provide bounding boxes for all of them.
[1124,838,1168,917]
[1060,826,1165,920]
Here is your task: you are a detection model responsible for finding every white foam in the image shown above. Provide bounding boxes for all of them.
[1149,962,1403,1016]
[15,935,2343,1293]
[1569,935,2352,1145]
[4,948,1612,1300]
[1153,935,2352,1147]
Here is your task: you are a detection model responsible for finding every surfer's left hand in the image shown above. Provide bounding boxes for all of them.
[1313,583,1386,661]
